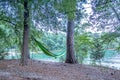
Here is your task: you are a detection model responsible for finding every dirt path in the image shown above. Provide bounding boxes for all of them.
[0,60,120,80]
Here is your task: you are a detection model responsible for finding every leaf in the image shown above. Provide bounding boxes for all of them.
[33,36,65,58]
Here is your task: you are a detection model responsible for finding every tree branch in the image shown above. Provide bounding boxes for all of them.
[0,18,16,26]
[111,6,120,23]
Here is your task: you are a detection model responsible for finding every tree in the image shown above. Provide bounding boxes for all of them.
[0,0,92,64]
[90,0,120,32]
[90,37,105,64]
[90,0,120,58]
[0,0,66,64]
[56,0,78,63]
[65,19,78,63]
[21,0,30,66]
[0,0,23,60]
[74,33,92,63]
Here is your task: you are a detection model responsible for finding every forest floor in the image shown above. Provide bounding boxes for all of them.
[0,60,120,80]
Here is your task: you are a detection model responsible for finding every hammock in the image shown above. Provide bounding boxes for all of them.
[33,37,65,58]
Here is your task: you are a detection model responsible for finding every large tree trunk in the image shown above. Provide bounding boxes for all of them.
[65,20,78,64]
[21,0,30,66]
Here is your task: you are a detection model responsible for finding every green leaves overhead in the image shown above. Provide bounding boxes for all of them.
[101,32,120,44]
[62,0,76,20]
[54,0,77,20]
[93,0,112,9]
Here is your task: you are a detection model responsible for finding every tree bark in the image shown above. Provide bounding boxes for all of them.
[21,0,30,66]
[65,20,78,64]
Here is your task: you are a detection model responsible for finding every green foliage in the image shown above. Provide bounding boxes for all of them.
[62,0,76,20]
[0,0,119,64]
[116,46,120,52]
[42,33,66,50]
[101,32,120,45]
[0,51,8,60]
[94,0,112,11]
[54,0,76,20]
[90,38,105,61]
[0,25,10,60]
[74,33,92,63]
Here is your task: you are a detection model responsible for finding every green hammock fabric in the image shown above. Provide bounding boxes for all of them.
[33,37,65,58]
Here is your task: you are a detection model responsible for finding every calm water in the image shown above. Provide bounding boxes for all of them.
[5,50,120,69]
